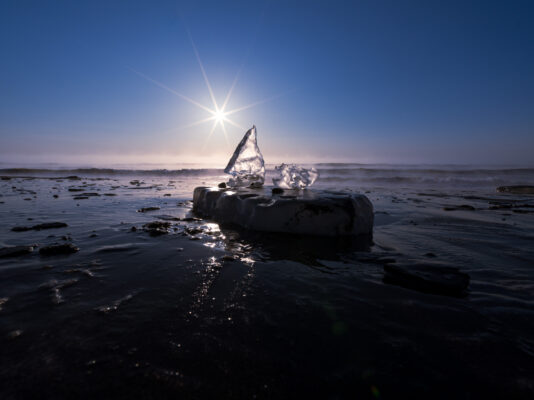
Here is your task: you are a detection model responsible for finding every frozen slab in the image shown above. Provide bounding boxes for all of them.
[224,125,265,188]
[273,163,319,189]
[193,187,373,236]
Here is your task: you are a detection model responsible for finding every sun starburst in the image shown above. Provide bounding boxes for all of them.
[131,32,286,149]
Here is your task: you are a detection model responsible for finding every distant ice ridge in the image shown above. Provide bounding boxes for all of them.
[224,125,265,188]
[273,163,319,189]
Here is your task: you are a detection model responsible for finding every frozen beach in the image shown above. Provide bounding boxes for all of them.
[1,164,533,399]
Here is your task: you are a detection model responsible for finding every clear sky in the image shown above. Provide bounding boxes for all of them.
[1,0,533,166]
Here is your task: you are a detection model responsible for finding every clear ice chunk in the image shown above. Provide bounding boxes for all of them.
[224,125,265,188]
[273,163,319,189]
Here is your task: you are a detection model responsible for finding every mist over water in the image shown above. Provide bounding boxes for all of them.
[2,163,533,190]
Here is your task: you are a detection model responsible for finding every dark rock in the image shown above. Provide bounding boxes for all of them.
[143,221,171,236]
[156,215,181,221]
[443,205,476,211]
[130,226,137,232]
[497,185,534,195]
[163,194,172,197]
[0,245,35,258]
[137,207,160,213]
[12,222,68,232]
[68,188,84,192]
[424,252,437,258]
[384,262,469,296]
[73,196,89,200]
[103,193,117,196]
[218,182,227,188]
[89,233,98,238]
[65,176,80,180]
[53,194,59,198]
[81,193,100,197]
[513,209,533,214]
[39,243,79,256]
[185,227,203,235]
[182,217,202,222]
[272,187,284,195]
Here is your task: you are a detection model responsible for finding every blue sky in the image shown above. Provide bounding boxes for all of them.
[1,0,533,165]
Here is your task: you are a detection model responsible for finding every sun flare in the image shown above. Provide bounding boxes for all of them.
[131,31,286,149]
[213,109,227,123]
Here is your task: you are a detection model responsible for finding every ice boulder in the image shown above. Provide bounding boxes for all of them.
[224,125,265,188]
[273,163,319,189]
[193,187,373,236]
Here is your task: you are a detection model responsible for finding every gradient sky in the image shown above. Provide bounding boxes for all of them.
[1,0,533,165]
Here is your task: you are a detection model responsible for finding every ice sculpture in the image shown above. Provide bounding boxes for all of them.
[272,163,319,189]
[224,125,265,188]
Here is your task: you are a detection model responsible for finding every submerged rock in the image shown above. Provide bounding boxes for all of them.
[39,243,79,256]
[137,207,161,213]
[384,262,470,296]
[193,187,373,236]
[0,245,35,258]
[143,221,171,236]
[12,222,68,232]
[497,185,534,194]
[443,205,476,211]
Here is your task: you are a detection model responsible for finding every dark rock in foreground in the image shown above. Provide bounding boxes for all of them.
[443,205,476,211]
[0,245,35,258]
[497,185,534,194]
[137,207,161,213]
[143,221,171,236]
[11,222,68,232]
[384,262,470,296]
[39,243,79,256]
[193,186,373,236]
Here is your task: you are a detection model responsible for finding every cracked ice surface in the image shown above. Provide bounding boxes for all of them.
[224,125,265,188]
[273,164,319,189]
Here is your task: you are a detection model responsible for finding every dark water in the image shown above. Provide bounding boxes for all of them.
[0,165,533,399]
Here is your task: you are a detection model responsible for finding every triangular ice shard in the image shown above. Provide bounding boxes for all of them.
[224,125,265,187]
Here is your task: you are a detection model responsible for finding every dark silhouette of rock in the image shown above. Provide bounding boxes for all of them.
[39,243,79,256]
[443,205,476,211]
[0,245,35,258]
[12,222,68,232]
[384,262,469,296]
[137,207,160,213]
[497,185,534,194]
[143,221,171,236]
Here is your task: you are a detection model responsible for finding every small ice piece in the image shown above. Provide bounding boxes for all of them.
[224,125,265,188]
[273,163,319,189]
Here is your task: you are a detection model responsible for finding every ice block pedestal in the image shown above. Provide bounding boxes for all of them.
[193,187,373,236]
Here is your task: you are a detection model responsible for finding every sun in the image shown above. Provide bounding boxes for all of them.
[213,109,227,124]
[131,30,286,149]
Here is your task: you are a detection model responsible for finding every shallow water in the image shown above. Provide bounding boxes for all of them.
[0,165,533,399]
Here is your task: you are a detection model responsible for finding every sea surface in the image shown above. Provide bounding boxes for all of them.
[0,164,533,399]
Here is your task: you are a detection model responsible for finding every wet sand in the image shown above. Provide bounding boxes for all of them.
[1,171,533,399]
